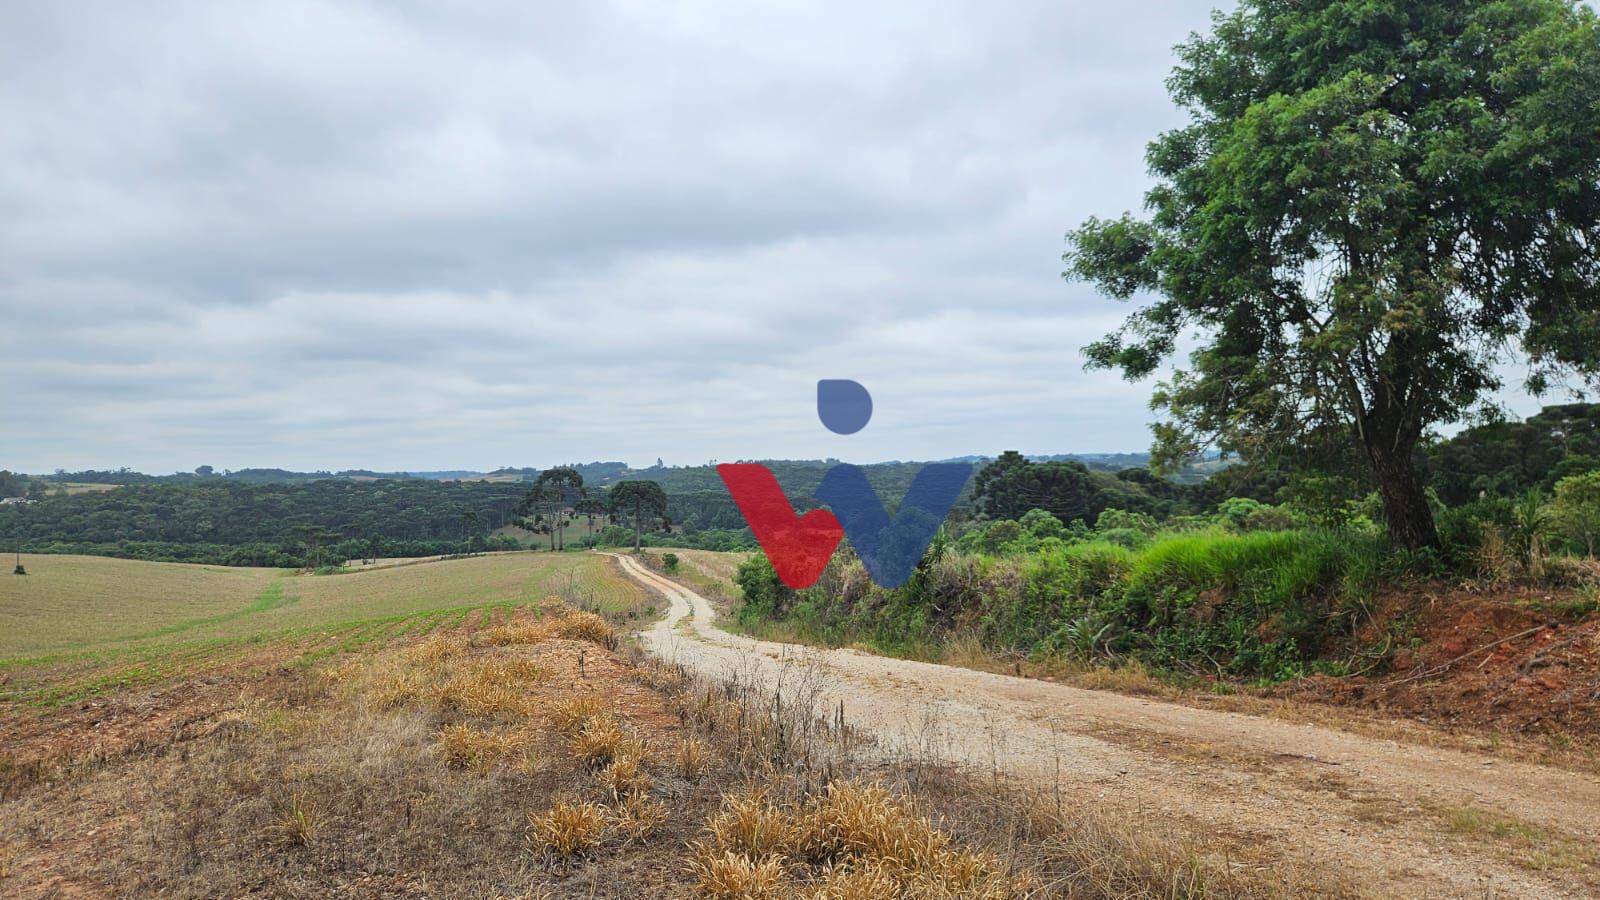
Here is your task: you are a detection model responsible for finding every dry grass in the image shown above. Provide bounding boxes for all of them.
[434,723,536,775]
[264,790,321,848]
[527,798,608,860]
[688,849,789,899]
[608,794,669,845]
[549,694,607,733]
[0,589,1345,898]
[677,736,711,781]
[689,782,1020,898]
[430,654,550,718]
[595,751,653,800]
[570,716,634,769]
[802,861,905,898]
[480,609,617,650]
[699,790,801,859]
[405,633,464,664]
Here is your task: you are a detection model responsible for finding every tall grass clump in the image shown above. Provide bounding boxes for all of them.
[1116,529,1380,678]
[736,525,1388,681]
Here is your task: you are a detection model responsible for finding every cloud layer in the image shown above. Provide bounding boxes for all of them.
[3,1,1262,472]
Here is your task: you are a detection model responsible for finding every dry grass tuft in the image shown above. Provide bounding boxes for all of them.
[801,861,903,899]
[369,671,426,709]
[480,620,553,647]
[798,781,1014,895]
[548,611,618,650]
[264,791,321,848]
[478,605,616,650]
[690,782,1021,898]
[549,694,607,733]
[687,848,789,899]
[406,634,464,664]
[570,716,637,769]
[676,736,711,781]
[596,751,653,800]
[435,668,537,718]
[527,798,608,860]
[434,724,534,775]
[475,657,546,683]
[608,794,668,845]
[700,789,800,859]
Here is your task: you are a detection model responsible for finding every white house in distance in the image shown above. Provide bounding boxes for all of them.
[0,497,33,505]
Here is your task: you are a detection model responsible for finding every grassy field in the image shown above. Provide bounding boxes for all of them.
[655,548,749,613]
[0,551,653,707]
[0,549,1341,897]
[48,482,122,496]
[0,555,283,657]
[0,597,1209,898]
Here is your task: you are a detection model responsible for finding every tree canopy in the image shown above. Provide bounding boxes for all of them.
[972,451,1161,525]
[526,466,584,550]
[607,480,669,552]
[1066,0,1600,548]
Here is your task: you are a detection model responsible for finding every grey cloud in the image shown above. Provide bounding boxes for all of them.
[2,0,1271,473]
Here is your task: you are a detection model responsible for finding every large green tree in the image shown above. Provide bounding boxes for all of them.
[972,451,1133,525]
[526,467,584,551]
[607,481,668,552]
[1066,0,1600,549]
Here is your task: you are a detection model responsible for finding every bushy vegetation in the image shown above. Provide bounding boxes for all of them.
[737,517,1387,681]
[735,443,1600,682]
[0,480,529,567]
[731,428,1600,682]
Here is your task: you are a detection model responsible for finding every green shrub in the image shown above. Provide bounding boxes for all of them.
[733,523,1389,681]
[734,555,791,627]
[1095,508,1157,534]
[1019,508,1066,538]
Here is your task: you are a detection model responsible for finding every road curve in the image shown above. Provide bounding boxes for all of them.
[608,551,1600,898]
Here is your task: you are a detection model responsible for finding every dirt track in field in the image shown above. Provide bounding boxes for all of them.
[608,552,1600,898]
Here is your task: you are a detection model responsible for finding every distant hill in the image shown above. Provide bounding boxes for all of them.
[36,452,1201,489]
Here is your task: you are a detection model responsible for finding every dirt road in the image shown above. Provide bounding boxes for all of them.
[610,552,1600,897]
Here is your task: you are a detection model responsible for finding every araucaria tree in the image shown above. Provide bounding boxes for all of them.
[1066,0,1600,549]
[529,467,583,551]
[607,481,668,552]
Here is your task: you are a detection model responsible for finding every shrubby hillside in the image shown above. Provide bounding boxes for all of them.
[731,404,1600,686]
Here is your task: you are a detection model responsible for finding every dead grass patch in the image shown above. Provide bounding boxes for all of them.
[677,736,712,781]
[0,598,1352,898]
[549,694,606,733]
[264,790,321,848]
[480,606,617,650]
[687,848,789,899]
[570,715,637,769]
[608,794,668,845]
[527,798,608,860]
[596,750,653,800]
[434,723,536,775]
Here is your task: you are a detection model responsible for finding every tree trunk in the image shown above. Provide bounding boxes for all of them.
[1363,436,1439,550]
[633,500,642,552]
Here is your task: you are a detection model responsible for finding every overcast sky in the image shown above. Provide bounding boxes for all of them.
[0,1,1550,474]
